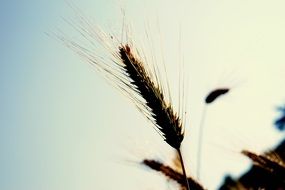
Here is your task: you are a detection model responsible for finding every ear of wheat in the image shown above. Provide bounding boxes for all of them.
[118,44,184,149]
[142,159,204,190]
[205,88,230,104]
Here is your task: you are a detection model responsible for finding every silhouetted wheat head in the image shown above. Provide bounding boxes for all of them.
[55,12,185,150]
[205,88,230,104]
[142,159,204,190]
[118,44,184,149]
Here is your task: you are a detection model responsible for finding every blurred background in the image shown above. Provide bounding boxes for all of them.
[1,0,285,189]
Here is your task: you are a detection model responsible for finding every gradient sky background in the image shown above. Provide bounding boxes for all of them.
[1,0,285,189]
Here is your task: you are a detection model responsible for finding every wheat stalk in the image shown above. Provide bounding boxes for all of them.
[197,88,230,180]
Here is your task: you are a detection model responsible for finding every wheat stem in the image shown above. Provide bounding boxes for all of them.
[177,148,191,190]
[196,105,207,180]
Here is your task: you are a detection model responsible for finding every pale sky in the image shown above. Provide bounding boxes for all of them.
[1,0,285,189]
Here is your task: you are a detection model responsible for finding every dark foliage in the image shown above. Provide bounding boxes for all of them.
[275,106,285,131]
[219,139,285,190]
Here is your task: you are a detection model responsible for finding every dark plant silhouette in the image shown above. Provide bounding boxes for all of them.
[219,106,285,190]
[219,140,285,190]
[205,88,230,104]
[275,106,285,131]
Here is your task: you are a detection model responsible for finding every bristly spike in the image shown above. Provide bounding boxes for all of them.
[118,44,184,149]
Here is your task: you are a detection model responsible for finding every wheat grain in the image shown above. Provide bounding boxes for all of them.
[205,88,230,104]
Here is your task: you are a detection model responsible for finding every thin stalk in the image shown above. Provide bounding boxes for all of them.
[196,105,208,180]
[177,148,191,190]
